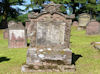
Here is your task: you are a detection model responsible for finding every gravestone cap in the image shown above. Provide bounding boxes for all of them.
[79,13,91,18]
[8,21,25,30]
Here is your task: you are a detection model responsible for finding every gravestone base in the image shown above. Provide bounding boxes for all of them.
[21,64,75,72]
[21,47,75,72]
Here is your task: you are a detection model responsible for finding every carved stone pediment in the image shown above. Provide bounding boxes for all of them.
[42,2,61,14]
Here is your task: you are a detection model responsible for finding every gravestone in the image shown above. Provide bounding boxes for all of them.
[78,13,91,30]
[3,29,8,39]
[86,19,100,35]
[22,2,75,72]
[8,21,27,48]
[72,21,78,26]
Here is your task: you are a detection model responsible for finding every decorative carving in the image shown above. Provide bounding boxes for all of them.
[42,2,61,14]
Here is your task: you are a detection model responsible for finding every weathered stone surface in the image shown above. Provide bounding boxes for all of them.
[86,19,100,35]
[21,64,75,72]
[22,2,75,72]
[27,48,72,65]
[78,13,91,30]
[8,21,27,48]
[36,22,65,46]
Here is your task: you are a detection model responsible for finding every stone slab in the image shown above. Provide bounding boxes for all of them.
[21,64,75,72]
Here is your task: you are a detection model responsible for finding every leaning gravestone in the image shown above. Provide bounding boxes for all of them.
[86,19,100,35]
[22,2,75,72]
[8,21,27,48]
[78,13,91,30]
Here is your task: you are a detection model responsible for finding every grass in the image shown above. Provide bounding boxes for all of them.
[0,26,100,74]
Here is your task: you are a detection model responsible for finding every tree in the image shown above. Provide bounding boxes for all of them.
[0,0,24,28]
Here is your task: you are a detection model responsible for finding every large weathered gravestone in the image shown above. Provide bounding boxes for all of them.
[8,21,27,48]
[22,2,75,72]
[86,19,100,35]
[78,13,91,30]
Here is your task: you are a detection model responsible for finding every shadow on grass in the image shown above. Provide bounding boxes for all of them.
[27,43,30,47]
[72,53,82,65]
[0,57,10,63]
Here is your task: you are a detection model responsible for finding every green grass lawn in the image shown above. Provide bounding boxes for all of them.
[0,26,100,74]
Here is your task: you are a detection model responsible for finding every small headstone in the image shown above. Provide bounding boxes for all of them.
[86,19,100,35]
[3,29,8,39]
[72,21,78,26]
[22,2,75,72]
[8,21,27,48]
[78,13,91,30]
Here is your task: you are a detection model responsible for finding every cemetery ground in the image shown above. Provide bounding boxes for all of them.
[0,26,100,74]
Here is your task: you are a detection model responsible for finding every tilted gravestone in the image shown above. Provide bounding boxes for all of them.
[86,19,100,35]
[8,21,27,48]
[78,13,91,30]
[22,2,75,72]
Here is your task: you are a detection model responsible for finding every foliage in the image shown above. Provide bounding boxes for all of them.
[60,5,66,13]
[75,0,87,3]
[0,0,24,26]
[7,13,28,23]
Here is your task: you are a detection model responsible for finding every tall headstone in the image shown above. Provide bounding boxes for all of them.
[86,19,100,35]
[22,2,75,72]
[8,21,27,48]
[78,13,91,30]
